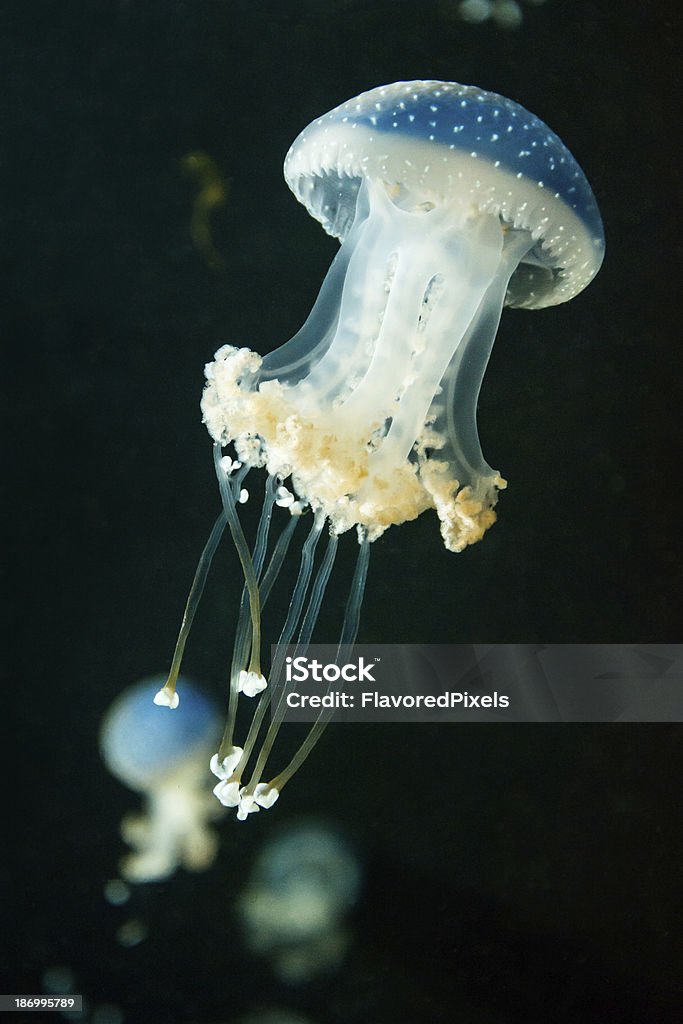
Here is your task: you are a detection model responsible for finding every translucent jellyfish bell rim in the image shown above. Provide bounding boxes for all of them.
[283,79,605,309]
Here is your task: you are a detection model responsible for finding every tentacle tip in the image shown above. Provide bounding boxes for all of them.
[153,686,179,709]
[210,747,244,779]
[213,778,241,807]
[238,669,268,697]
[235,785,262,820]
[254,782,280,809]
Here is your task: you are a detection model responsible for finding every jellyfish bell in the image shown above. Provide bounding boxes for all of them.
[161,81,604,819]
[204,80,603,552]
[100,675,223,881]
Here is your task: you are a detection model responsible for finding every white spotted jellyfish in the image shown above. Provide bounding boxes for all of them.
[153,81,604,820]
[100,676,223,881]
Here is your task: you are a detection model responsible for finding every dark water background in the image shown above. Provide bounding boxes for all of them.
[3,1,681,1021]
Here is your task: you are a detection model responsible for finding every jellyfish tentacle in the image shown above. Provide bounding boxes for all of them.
[154,511,227,709]
[339,529,371,649]
[265,531,371,802]
[253,474,278,570]
[217,472,277,760]
[228,472,278,683]
[298,530,338,646]
[215,512,299,763]
[273,511,326,653]
[213,442,265,685]
[260,228,355,383]
[286,182,393,406]
[256,508,326,750]
[258,513,300,602]
[441,226,534,482]
[218,513,325,789]
[231,515,331,817]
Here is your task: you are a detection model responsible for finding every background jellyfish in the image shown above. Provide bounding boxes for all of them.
[456,0,545,30]
[236,822,361,984]
[157,79,604,822]
[100,675,223,882]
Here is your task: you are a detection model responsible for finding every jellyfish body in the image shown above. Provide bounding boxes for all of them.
[100,676,222,881]
[161,81,604,820]
[237,822,360,982]
[202,80,604,552]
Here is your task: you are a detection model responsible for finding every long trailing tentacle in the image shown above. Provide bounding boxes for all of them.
[213,442,265,689]
[226,529,370,819]
[153,512,227,709]
[268,531,371,797]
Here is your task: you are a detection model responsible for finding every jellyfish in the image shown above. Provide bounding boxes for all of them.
[457,0,545,30]
[237,822,361,983]
[155,80,604,820]
[100,675,223,882]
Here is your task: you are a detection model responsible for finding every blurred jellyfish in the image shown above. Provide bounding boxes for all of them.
[490,0,523,29]
[458,0,492,23]
[115,917,148,947]
[100,675,223,882]
[154,80,603,821]
[237,822,361,983]
[457,0,548,28]
[41,965,76,996]
[103,878,131,906]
